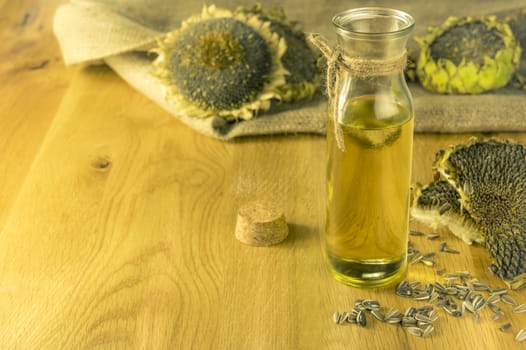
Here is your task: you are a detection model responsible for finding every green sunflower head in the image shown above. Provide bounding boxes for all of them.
[415,16,521,94]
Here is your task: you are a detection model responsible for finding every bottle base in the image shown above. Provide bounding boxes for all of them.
[327,254,407,288]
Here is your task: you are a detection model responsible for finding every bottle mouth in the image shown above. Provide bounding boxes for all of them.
[332,7,414,39]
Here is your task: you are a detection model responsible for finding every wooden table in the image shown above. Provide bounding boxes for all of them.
[1,1,525,349]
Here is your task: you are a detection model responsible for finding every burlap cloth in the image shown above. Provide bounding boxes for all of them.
[53,0,526,139]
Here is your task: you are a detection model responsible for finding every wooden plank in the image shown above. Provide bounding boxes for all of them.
[0,0,75,230]
[1,1,526,348]
[2,66,525,349]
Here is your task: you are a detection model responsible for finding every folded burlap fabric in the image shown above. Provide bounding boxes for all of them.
[53,0,526,139]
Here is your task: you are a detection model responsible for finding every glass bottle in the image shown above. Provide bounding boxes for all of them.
[325,8,415,288]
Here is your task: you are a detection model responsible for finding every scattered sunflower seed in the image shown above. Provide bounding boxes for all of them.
[490,309,505,321]
[427,233,440,240]
[356,310,367,327]
[473,311,480,324]
[486,294,500,304]
[361,299,381,311]
[371,309,385,321]
[410,230,424,236]
[488,302,503,314]
[421,259,436,267]
[501,294,517,306]
[422,324,435,337]
[489,288,508,296]
[515,329,526,342]
[513,303,526,313]
[410,254,423,264]
[442,246,460,254]
[333,311,344,324]
[499,322,512,332]
[407,326,424,337]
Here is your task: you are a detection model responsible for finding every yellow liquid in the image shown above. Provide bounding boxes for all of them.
[326,95,413,288]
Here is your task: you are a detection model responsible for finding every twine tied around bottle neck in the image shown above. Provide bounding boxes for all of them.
[308,33,408,152]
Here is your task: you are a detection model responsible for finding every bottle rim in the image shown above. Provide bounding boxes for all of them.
[332,7,415,39]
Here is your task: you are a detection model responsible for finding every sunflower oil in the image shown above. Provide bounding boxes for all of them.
[325,95,413,288]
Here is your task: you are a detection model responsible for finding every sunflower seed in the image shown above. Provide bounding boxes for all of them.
[445,287,458,295]
[436,268,446,275]
[410,254,423,264]
[434,281,447,292]
[489,288,508,296]
[361,299,381,311]
[443,246,460,254]
[488,302,503,314]
[515,329,526,342]
[439,203,452,215]
[422,324,435,337]
[385,308,402,319]
[401,316,417,327]
[407,326,424,337]
[333,312,344,324]
[410,230,424,236]
[414,291,432,301]
[417,305,434,313]
[486,294,500,305]
[463,300,475,314]
[499,322,512,332]
[501,294,517,306]
[438,242,447,252]
[345,312,357,324]
[356,310,367,327]
[427,233,440,240]
[422,252,436,259]
[386,316,402,324]
[371,309,385,322]
[471,281,490,291]
[429,291,440,302]
[490,310,505,321]
[473,311,480,324]
[513,303,526,313]
[421,259,436,267]
[472,295,486,311]
[415,313,433,323]
[428,310,439,322]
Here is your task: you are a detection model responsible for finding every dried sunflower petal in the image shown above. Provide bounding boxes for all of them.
[415,16,521,94]
[152,5,288,120]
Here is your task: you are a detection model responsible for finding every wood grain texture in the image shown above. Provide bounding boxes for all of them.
[1,1,526,349]
[0,0,75,231]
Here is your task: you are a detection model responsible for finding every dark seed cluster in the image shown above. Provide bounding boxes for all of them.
[171,18,271,112]
[430,20,505,66]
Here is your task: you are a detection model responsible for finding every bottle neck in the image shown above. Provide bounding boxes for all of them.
[332,7,414,61]
[336,34,410,61]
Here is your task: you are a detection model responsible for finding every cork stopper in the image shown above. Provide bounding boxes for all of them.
[234,200,289,246]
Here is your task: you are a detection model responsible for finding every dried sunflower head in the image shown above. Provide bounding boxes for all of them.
[152,5,288,120]
[412,138,526,288]
[505,8,526,89]
[415,16,521,94]
[411,180,484,245]
[236,4,320,102]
